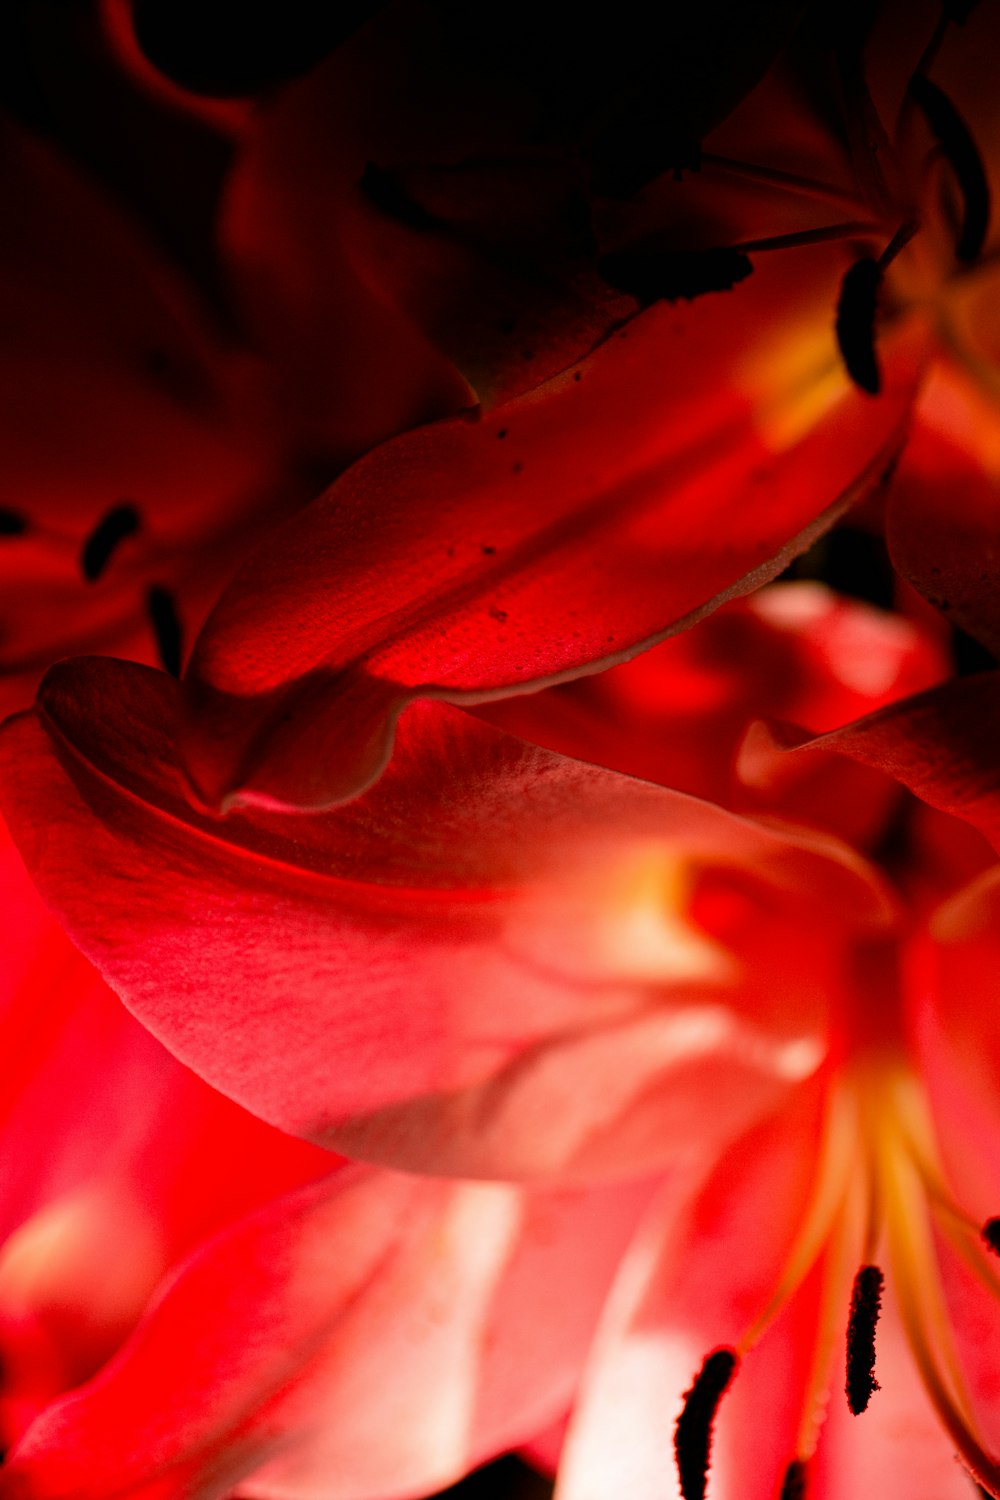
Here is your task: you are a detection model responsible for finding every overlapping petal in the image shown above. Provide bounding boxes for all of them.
[482,583,948,844]
[0,1168,651,1500]
[215,0,813,414]
[0,819,333,1449]
[179,254,926,813]
[0,656,895,1180]
[769,670,1000,849]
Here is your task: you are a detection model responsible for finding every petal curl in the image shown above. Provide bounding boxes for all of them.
[182,251,927,813]
[771,672,1000,849]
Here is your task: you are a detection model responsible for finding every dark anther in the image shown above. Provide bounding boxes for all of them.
[835,259,882,395]
[80,503,141,583]
[981,1218,1000,1256]
[146,585,183,678]
[360,164,440,233]
[909,75,989,262]
[598,247,753,306]
[674,1348,738,1500]
[846,1264,884,1414]
[0,509,27,536]
[780,1459,808,1500]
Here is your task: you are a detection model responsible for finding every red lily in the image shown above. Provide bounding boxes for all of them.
[1,587,994,1498]
[164,1,1000,813]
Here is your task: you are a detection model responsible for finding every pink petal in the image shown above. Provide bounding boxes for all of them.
[0,821,331,1444]
[0,658,893,1179]
[915,867,1000,1216]
[1,1170,649,1500]
[243,1177,652,1500]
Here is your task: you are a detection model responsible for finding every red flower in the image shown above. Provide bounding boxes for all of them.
[164,2,1000,813]
[3,588,997,1497]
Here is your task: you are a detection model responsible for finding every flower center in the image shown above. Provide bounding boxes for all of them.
[675,1047,1000,1500]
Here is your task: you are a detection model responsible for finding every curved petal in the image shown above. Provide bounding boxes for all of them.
[773,672,1000,849]
[482,583,948,843]
[0,1168,414,1500]
[242,1177,653,1500]
[100,0,251,133]
[1,1169,650,1500]
[181,249,927,813]
[0,658,894,1180]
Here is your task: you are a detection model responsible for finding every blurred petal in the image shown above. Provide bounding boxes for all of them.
[0,658,894,1180]
[773,672,1000,849]
[0,821,332,1446]
[888,358,1000,655]
[1,1170,650,1500]
[483,583,948,844]
[243,1177,652,1500]
[0,1168,413,1500]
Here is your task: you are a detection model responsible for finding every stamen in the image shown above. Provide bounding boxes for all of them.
[80,503,141,582]
[835,259,881,396]
[845,1264,883,1414]
[980,1218,1000,1257]
[597,248,752,305]
[733,223,879,255]
[674,1348,738,1500]
[0,510,27,536]
[780,1459,808,1500]
[146,585,183,678]
[909,75,990,262]
[698,156,868,215]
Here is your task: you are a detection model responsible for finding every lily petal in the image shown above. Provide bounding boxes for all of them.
[0,658,893,1179]
[182,249,927,813]
[0,1170,650,1500]
[556,1083,832,1500]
